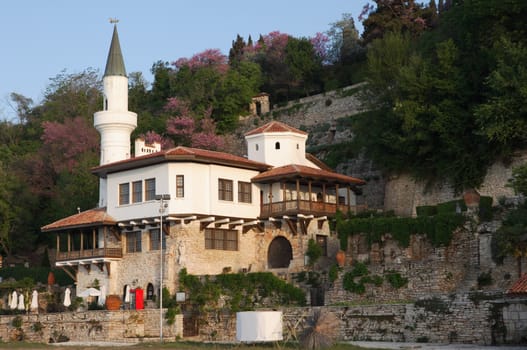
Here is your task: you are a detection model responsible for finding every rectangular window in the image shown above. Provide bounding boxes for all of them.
[119,183,130,205]
[145,178,156,201]
[126,231,142,253]
[176,175,184,198]
[204,228,238,251]
[218,179,233,201]
[316,234,328,257]
[132,181,142,203]
[149,228,166,250]
[238,181,252,203]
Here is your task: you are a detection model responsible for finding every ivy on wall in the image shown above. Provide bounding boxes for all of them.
[337,212,466,250]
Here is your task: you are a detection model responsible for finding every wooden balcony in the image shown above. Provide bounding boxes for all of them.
[56,247,122,262]
[260,200,367,218]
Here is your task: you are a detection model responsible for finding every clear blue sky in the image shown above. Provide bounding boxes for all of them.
[0,0,368,121]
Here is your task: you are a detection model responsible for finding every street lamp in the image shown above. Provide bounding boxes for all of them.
[155,194,170,342]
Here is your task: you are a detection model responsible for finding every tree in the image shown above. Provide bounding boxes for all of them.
[325,14,362,65]
[361,0,431,44]
[228,34,246,67]
[285,37,323,95]
[474,37,527,155]
[250,31,292,103]
[37,69,102,123]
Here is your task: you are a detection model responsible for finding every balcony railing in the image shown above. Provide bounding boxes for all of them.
[260,200,367,218]
[56,247,122,262]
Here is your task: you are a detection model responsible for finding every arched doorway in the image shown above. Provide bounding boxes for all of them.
[268,236,293,268]
[146,283,154,300]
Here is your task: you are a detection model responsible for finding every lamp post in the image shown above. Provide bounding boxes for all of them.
[155,194,170,342]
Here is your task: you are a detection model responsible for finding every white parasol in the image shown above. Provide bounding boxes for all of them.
[98,285,107,306]
[124,285,130,303]
[77,287,101,298]
[17,293,25,310]
[63,288,71,307]
[30,290,39,311]
[10,291,17,309]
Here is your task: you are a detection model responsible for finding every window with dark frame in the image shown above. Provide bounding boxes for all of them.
[218,178,233,201]
[204,228,238,251]
[238,181,252,203]
[145,178,156,201]
[149,228,166,250]
[132,180,142,203]
[119,183,130,205]
[126,231,142,253]
[176,175,184,198]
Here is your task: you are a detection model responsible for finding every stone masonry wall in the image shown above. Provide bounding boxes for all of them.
[1,299,525,345]
[183,297,527,345]
[0,309,182,343]
[383,152,527,217]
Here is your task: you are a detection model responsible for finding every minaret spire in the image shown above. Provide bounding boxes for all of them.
[104,20,127,77]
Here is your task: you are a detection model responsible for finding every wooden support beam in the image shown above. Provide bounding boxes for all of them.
[200,217,215,230]
[214,218,230,227]
[229,219,244,229]
[269,217,282,229]
[283,216,297,235]
[60,266,77,282]
[110,227,121,241]
[95,262,105,272]
[81,263,90,273]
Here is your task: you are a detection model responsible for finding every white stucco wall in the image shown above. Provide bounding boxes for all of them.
[105,162,262,221]
[246,132,311,167]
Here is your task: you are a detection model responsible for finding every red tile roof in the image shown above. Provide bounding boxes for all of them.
[92,146,270,176]
[251,164,365,185]
[245,121,308,136]
[41,207,116,232]
[507,274,527,295]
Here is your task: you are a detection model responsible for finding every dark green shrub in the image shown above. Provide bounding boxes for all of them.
[416,205,437,217]
[328,265,339,284]
[306,238,323,267]
[385,271,408,289]
[479,196,493,221]
[437,200,466,214]
[342,272,366,294]
[477,271,493,288]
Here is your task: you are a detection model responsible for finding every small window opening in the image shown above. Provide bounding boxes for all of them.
[275,142,280,150]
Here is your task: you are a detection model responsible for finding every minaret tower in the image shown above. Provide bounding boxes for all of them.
[94,21,137,166]
[94,21,137,207]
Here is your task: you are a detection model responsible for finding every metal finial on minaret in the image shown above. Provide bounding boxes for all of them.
[109,18,119,24]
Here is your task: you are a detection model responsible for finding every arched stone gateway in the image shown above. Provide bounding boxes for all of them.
[267,236,293,268]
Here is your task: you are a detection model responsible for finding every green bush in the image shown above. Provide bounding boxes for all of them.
[416,205,437,217]
[477,271,493,288]
[178,269,306,312]
[385,271,408,289]
[479,196,493,221]
[437,200,466,214]
[328,265,339,284]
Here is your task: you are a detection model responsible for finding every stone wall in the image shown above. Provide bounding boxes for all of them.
[178,296,527,345]
[0,309,182,343]
[382,151,527,217]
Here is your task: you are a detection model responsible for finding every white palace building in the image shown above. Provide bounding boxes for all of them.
[41,25,365,303]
